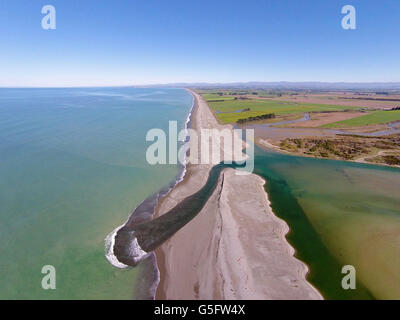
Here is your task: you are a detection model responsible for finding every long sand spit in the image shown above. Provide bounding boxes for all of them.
[155,90,322,300]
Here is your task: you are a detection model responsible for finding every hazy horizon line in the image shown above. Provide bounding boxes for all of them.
[1,80,400,88]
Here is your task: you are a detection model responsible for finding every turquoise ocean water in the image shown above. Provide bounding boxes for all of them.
[0,87,193,299]
[1,87,399,300]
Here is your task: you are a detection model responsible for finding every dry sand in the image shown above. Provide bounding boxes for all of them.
[154,90,322,300]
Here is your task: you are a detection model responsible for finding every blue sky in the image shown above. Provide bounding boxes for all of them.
[0,0,399,86]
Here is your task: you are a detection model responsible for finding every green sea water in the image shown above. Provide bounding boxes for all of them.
[0,88,192,299]
[1,88,399,300]
[253,147,400,299]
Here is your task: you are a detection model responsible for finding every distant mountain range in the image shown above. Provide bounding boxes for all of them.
[135,82,400,90]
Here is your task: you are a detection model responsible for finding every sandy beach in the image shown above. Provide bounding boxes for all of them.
[155,90,322,300]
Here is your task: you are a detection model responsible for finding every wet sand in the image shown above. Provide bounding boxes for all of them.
[155,90,322,300]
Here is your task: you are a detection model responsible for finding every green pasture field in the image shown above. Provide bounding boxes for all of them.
[201,93,236,101]
[198,90,284,101]
[322,110,400,128]
[207,99,358,124]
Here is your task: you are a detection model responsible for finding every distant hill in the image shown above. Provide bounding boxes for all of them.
[135,82,400,91]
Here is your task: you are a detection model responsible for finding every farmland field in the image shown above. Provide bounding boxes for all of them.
[322,111,400,128]
[201,93,236,101]
[207,99,358,124]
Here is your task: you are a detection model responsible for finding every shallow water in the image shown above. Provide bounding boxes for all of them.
[113,162,246,267]
[110,141,400,299]
[2,87,399,300]
[0,87,192,299]
[253,146,400,299]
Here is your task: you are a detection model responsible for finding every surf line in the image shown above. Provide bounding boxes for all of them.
[111,161,245,267]
[105,96,195,268]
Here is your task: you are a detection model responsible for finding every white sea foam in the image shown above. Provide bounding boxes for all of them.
[176,94,194,183]
[105,223,149,268]
[128,236,149,264]
[105,92,194,270]
[105,224,129,269]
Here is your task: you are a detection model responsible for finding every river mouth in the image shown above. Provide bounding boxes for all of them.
[106,146,400,300]
[109,162,246,268]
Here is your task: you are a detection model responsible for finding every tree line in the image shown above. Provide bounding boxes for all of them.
[236,113,276,124]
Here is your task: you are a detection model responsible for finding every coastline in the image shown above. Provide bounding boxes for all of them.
[105,91,195,299]
[154,89,322,299]
[154,89,212,299]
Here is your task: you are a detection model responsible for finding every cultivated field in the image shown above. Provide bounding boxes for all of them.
[196,88,400,167]
[322,110,400,128]
[207,99,358,124]
[263,92,400,109]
